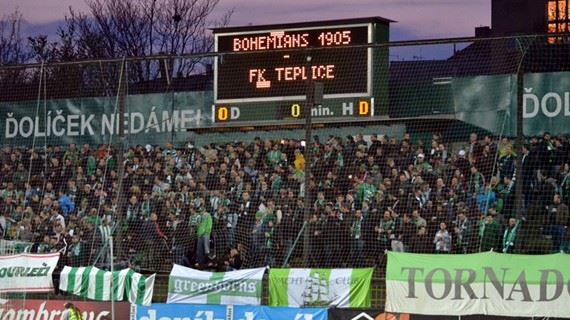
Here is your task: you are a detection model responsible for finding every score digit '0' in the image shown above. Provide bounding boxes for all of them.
[291,104,301,118]
[217,106,229,121]
[214,105,241,122]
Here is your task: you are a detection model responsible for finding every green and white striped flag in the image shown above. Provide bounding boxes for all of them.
[167,264,266,305]
[59,266,155,306]
[269,268,373,308]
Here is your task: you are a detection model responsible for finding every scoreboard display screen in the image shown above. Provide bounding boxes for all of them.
[214,23,372,103]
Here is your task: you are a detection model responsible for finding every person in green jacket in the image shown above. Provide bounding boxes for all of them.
[196,199,213,266]
[357,176,377,205]
[480,213,501,251]
[86,154,97,176]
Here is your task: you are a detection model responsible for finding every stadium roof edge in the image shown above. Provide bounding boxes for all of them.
[211,16,395,34]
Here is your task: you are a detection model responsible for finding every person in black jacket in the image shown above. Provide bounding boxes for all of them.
[321,203,342,267]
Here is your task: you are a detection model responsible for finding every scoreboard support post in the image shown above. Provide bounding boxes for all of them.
[303,56,313,265]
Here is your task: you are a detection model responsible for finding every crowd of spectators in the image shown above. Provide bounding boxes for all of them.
[0,131,569,272]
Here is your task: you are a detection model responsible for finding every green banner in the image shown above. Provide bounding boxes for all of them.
[0,91,213,147]
[520,71,570,136]
[269,268,373,308]
[2,71,570,147]
[453,71,570,137]
[452,74,516,136]
[385,251,570,318]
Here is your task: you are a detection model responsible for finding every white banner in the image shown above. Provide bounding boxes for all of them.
[167,265,266,305]
[385,252,570,318]
[0,253,60,293]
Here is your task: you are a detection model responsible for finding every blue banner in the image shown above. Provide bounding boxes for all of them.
[233,306,328,320]
[133,304,327,320]
[134,303,227,320]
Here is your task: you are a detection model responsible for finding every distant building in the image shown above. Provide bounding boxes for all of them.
[388,0,570,121]
[490,0,569,43]
[491,0,547,36]
[446,0,570,77]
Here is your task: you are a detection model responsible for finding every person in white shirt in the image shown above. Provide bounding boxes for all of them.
[49,209,66,230]
[434,222,452,253]
[0,211,7,238]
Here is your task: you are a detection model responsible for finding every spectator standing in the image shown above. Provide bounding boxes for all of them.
[453,211,472,253]
[434,222,452,253]
[503,218,520,253]
[468,166,484,197]
[375,210,394,253]
[477,184,496,215]
[455,150,471,179]
[398,214,418,252]
[196,201,213,266]
[0,211,7,238]
[411,208,427,229]
[478,145,495,182]
[278,204,298,266]
[350,209,365,266]
[480,213,501,251]
[321,203,342,267]
[545,194,569,252]
[249,211,265,267]
[357,176,377,206]
[468,133,482,159]
[67,234,83,266]
[263,220,275,266]
[97,217,113,267]
[408,227,434,253]
[499,144,515,180]
[58,191,75,218]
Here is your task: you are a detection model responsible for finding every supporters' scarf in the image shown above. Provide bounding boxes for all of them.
[503,220,519,250]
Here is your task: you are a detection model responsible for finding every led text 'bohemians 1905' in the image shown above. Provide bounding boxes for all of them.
[233,33,310,52]
[231,30,354,52]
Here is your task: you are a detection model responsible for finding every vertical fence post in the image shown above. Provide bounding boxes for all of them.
[303,54,314,266]
[115,58,127,264]
[515,42,525,220]
[110,236,115,320]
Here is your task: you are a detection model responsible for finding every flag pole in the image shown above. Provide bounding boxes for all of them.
[110,235,115,320]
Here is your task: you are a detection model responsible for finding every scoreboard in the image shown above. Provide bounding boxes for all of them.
[212,17,392,125]
[215,25,370,102]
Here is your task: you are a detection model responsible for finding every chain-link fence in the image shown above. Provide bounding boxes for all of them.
[1,34,569,308]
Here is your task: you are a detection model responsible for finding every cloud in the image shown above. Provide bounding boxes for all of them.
[21,20,61,38]
[4,0,90,24]
[7,0,490,42]
[215,0,490,38]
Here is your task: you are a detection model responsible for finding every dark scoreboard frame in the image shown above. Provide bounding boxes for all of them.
[213,22,374,104]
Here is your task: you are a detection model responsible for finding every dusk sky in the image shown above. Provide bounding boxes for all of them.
[4,0,491,39]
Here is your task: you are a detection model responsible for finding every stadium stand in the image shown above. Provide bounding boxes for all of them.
[1,132,568,274]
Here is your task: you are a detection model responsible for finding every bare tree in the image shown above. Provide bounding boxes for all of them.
[0,10,38,101]
[58,0,232,82]
[1,0,231,99]
[0,10,32,65]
